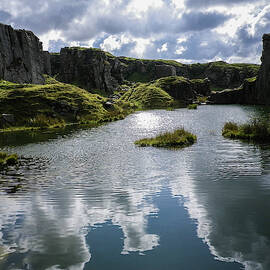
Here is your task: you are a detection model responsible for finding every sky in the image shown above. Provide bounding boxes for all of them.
[0,0,270,64]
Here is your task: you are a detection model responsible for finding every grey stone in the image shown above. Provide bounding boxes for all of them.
[256,34,270,104]
[0,23,50,84]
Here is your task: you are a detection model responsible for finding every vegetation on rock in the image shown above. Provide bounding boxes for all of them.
[135,128,197,148]
[120,82,174,109]
[118,56,184,67]
[222,118,270,141]
[120,75,208,109]
[187,104,198,109]
[0,152,18,168]
[0,77,136,132]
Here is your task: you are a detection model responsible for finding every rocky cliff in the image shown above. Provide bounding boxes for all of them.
[0,22,261,100]
[256,34,270,104]
[209,33,270,105]
[51,47,122,93]
[50,48,259,95]
[0,23,49,84]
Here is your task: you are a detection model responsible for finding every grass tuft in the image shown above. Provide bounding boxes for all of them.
[187,104,198,110]
[135,128,197,148]
[222,118,270,141]
[0,152,18,168]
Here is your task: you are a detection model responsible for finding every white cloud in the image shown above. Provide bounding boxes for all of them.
[126,0,163,13]
[157,42,168,52]
[175,45,186,55]
[0,0,268,63]
[131,38,153,58]
[100,35,131,52]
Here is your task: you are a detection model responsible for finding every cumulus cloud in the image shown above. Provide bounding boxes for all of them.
[0,0,269,62]
[176,11,231,32]
[184,0,267,8]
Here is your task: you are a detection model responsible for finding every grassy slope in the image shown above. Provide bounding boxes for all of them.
[120,82,174,109]
[0,77,135,132]
[208,61,259,72]
[120,76,204,109]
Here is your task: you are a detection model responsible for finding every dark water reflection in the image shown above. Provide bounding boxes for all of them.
[0,105,270,269]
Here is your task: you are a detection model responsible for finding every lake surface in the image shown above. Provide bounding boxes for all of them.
[0,105,270,270]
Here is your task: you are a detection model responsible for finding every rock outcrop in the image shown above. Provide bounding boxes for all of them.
[256,34,270,104]
[120,76,211,108]
[52,47,120,94]
[209,33,270,105]
[0,22,261,99]
[50,48,258,94]
[155,76,196,102]
[208,78,257,104]
[0,23,49,84]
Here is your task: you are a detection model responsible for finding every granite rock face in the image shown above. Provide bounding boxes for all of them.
[256,34,270,104]
[191,78,211,96]
[0,23,48,84]
[203,62,257,89]
[208,88,244,104]
[51,48,258,95]
[155,76,197,102]
[209,33,270,105]
[208,79,257,104]
[53,48,119,94]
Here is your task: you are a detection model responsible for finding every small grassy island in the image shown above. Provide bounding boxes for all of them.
[222,119,270,142]
[135,128,197,148]
[0,152,18,169]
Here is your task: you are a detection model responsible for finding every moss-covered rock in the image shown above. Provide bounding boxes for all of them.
[155,76,196,101]
[120,82,173,109]
[0,77,136,131]
[209,76,258,105]
[120,75,210,109]
[0,152,18,168]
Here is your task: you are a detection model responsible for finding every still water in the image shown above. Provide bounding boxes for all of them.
[0,105,270,270]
